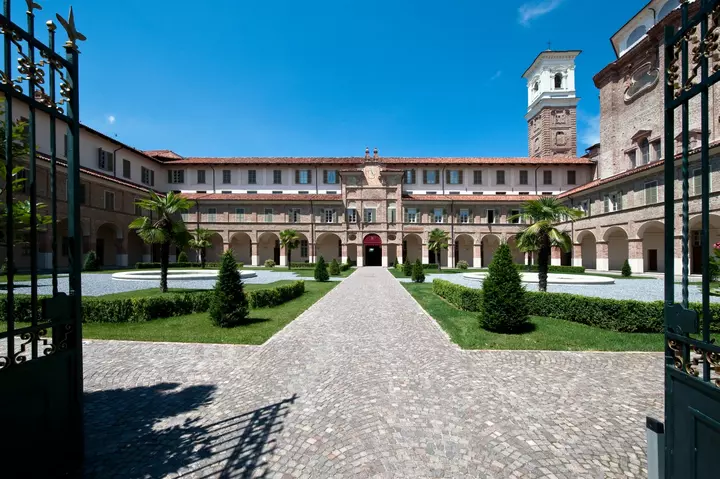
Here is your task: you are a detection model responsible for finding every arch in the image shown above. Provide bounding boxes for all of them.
[127,230,146,267]
[363,234,382,246]
[481,235,500,267]
[95,223,119,267]
[454,234,474,266]
[258,232,281,265]
[605,227,629,271]
[206,233,223,263]
[554,72,563,89]
[230,232,252,266]
[578,231,597,270]
[689,214,720,274]
[626,25,647,49]
[506,237,526,264]
[657,0,680,22]
[638,221,664,273]
[403,233,422,263]
[316,232,342,263]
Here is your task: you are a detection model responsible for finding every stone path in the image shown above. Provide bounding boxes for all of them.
[83,268,664,478]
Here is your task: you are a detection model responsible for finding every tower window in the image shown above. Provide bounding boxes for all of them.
[554,73,563,89]
[533,81,539,92]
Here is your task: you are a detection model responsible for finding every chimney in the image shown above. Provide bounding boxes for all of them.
[373,147,378,160]
[365,147,370,159]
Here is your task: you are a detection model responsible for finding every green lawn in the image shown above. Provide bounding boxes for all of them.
[243,266,354,278]
[79,281,336,344]
[95,281,295,300]
[387,267,473,278]
[403,282,663,351]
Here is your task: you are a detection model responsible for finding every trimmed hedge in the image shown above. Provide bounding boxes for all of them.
[134,262,233,269]
[290,262,315,269]
[247,281,305,308]
[422,263,439,270]
[514,264,585,274]
[431,279,720,333]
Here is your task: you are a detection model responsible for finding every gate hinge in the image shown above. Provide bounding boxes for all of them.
[665,303,699,335]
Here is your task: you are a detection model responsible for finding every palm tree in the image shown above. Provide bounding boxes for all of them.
[428,228,450,271]
[510,197,583,292]
[279,229,301,270]
[129,191,192,292]
[189,227,213,269]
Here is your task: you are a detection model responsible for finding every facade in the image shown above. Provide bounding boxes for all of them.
[2,0,712,275]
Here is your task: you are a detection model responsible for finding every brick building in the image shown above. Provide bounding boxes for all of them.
[1,0,712,274]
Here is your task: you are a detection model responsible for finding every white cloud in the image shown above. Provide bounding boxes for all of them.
[490,70,502,81]
[106,115,116,125]
[518,0,565,26]
[578,112,600,148]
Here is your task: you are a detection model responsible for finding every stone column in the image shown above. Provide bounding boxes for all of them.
[37,232,53,270]
[674,236,683,276]
[447,240,454,268]
[572,244,582,267]
[142,243,151,263]
[473,244,482,268]
[309,243,315,264]
[422,243,429,265]
[279,246,287,266]
[223,242,232,253]
[596,241,609,271]
[381,244,388,267]
[628,239,644,274]
[357,244,364,267]
[251,242,259,266]
[341,243,348,264]
[551,246,562,266]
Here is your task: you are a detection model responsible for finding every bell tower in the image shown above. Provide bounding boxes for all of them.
[522,50,581,157]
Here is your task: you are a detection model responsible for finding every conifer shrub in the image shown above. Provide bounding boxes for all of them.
[177,251,189,263]
[329,258,340,275]
[393,257,399,269]
[479,243,529,333]
[403,260,413,276]
[621,259,632,277]
[209,250,249,328]
[83,251,99,272]
[411,258,425,283]
[264,259,276,268]
[314,256,329,282]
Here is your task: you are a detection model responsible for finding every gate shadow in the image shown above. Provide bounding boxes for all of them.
[83,382,296,479]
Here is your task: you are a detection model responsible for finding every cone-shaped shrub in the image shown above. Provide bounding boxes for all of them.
[621,259,632,277]
[314,256,329,282]
[403,260,413,276]
[411,258,425,283]
[83,250,99,272]
[393,257,399,269]
[209,250,249,327]
[177,251,189,263]
[329,258,340,275]
[479,243,529,333]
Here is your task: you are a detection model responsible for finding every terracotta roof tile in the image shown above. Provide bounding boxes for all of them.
[381,157,593,165]
[169,157,364,165]
[180,193,342,201]
[162,156,593,166]
[144,149,184,160]
[404,194,540,202]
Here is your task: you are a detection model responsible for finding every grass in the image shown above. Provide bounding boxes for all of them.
[387,267,472,278]
[403,282,663,351]
[243,266,354,278]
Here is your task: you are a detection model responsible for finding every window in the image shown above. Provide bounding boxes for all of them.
[459,209,470,224]
[519,170,529,185]
[134,202,142,216]
[122,159,131,179]
[221,190,231,194]
[247,191,257,194]
[626,25,647,49]
[63,133,68,157]
[510,209,521,224]
[693,168,709,195]
[197,169,206,184]
[235,208,245,222]
[264,208,273,222]
[627,150,637,168]
[248,170,257,184]
[364,208,376,223]
[97,149,114,172]
[487,209,496,224]
[141,167,155,186]
[567,170,576,185]
[604,192,622,213]
[473,170,483,185]
[651,140,662,161]
[405,208,417,223]
[496,170,505,185]
[554,73,563,89]
[645,181,658,204]
[346,208,357,223]
[104,191,115,211]
[324,170,338,184]
[290,209,300,223]
[533,81,539,92]
[300,240,308,257]
[543,170,553,185]
[423,169,439,185]
[579,199,590,217]
[222,170,232,184]
[168,169,185,184]
[639,138,650,165]
[324,209,335,223]
[207,207,217,222]
[388,206,396,223]
[433,208,444,223]
[446,170,463,185]
[272,190,283,194]
[298,190,310,195]
[273,170,282,184]
[404,169,416,184]
[296,169,312,184]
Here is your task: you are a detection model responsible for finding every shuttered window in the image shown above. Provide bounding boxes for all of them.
[519,170,528,185]
[423,169,439,184]
[645,181,658,204]
[197,169,206,184]
[296,169,312,184]
[248,170,257,184]
[323,170,338,184]
[404,170,416,184]
[496,170,505,185]
[222,170,231,184]
[446,170,463,185]
[473,170,482,185]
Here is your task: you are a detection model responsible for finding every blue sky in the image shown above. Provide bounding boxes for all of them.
[40,1,646,157]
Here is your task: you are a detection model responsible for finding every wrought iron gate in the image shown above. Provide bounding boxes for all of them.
[0,1,84,475]
[664,1,720,477]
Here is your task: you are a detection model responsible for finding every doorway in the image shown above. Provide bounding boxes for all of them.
[274,240,281,265]
[648,249,658,272]
[363,234,382,267]
[96,238,105,266]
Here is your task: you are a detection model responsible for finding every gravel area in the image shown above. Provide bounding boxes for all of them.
[2,270,343,297]
[400,273,720,303]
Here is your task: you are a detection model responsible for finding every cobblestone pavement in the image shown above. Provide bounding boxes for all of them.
[83,268,664,478]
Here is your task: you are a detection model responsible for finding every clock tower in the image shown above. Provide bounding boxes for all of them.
[522,50,581,157]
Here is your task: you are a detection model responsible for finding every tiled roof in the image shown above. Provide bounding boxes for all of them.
[180,193,342,201]
[404,194,540,202]
[168,157,365,165]
[78,124,166,164]
[161,156,593,166]
[380,157,593,165]
[144,149,184,161]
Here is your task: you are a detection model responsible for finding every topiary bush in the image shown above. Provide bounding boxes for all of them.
[314,256,329,282]
[209,250,249,328]
[479,243,529,333]
[393,258,399,269]
[264,259,276,268]
[290,262,315,269]
[403,260,413,277]
[340,262,351,272]
[411,258,425,283]
[621,260,632,277]
[247,281,305,308]
[177,251,189,263]
[328,258,340,275]
[456,260,469,270]
[83,250,99,272]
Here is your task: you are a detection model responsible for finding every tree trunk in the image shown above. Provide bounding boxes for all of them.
[200,248,206,269]
[436,249,441,271]
[160,241,169,293]
[538,235,550,293]
[287,248,291,270]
